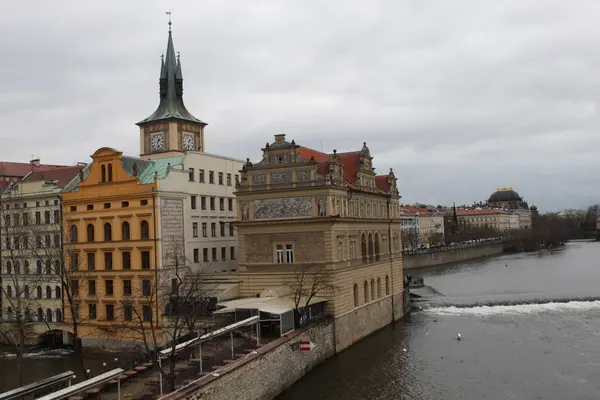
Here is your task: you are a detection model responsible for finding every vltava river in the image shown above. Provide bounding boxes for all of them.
[279,240,600,400]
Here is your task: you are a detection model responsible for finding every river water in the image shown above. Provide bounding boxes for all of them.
[279,240,600,400]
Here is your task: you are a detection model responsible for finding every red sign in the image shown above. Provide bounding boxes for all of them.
[299,339,315,352]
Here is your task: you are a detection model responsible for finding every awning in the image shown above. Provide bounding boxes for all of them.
[214,295,328,316]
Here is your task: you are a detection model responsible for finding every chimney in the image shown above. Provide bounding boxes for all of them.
[274,134,286,144]
[30,158,40,168]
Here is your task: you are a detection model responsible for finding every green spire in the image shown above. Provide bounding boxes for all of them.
[137,21,205,126]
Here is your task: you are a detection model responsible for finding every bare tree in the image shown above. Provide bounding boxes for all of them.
[117,237,216,393]
[284,266,337,328]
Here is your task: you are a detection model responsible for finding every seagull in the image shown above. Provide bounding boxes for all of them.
[456,333,462,341]
[504,263,508,267]
[403,348,407,352]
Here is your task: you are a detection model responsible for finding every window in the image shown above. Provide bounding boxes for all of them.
[87,204,94,211]
[235,174,239,185]
[122,221,130,240]
[211,223,216,237]
[13,213,19,226]
[219,197,225,211]
[71,252,79,270]
[36,286,42,298]
[89,304,97,320]
[124,304,133,321]
[141,251,150,269]
[46,309,53,322]
[191,195,197,210]
[354,284,359,307]
[70,225,78,243]
[101,165,106,182]
[142,280,151,296]
[188,168,195,182]
[87,253,95,270]
[385,275,390,296]
[45,235,51,248]
[53,210,60,223]
[104,252,113,271]
[105,280,114,296]
[123,280,132,296]
[140,220,149,239]
[121,201,129,208]
[228,198,233,211]
[209,171,214,184]
[337,241,343,261]
[364,281,369,303]
[55,286,61,299]
[89,280,96,296]
[36,201,40,207]
[229,223,234,236]
[23,212,28,225]
[44,210,50,224]
[55,309,62,322]
[143,305,152,322]
[45,260,52,274]
[36,236,42,248]
[371,279,376,300]
[377,277,382,298]
[210,197,215,211]
[140,199,148,206]
[70,206,77,212]
[87,224,95,242]
[203,248,208,262]
[218,172,224,185]
[230,246,235,260]
[103,202,111,209]
[107,164,113,182]
[193,249,199,263]
[199,169,205,183]
[212,247,217,261]
[6,286,12,298]
[220,222,225,236]
[35,211,40,224]
[104,222,112,241]
[24,285,29,298]
[106,305,115,321]
[275,244,294,264]
[201,196,206,210]
[54,234,60,248]
[122,252,131,270]
[73,304,80,321]
[226,173,232,186]
[202,223,207,237]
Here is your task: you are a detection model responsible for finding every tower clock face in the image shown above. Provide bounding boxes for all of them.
[151,134,164,151]
[183,133,195,150]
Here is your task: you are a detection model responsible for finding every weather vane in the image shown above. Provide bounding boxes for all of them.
[165,11,172,32]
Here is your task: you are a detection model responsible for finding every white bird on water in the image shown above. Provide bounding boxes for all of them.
[457,333,462,341]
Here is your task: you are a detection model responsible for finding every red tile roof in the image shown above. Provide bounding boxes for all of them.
[297,147,328,162]
[375,175,389,191]
[22,166,83,187]
[0,161,67,178]
[337,152,362,183]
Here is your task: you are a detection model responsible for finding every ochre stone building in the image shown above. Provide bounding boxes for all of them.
[233,134,405,351]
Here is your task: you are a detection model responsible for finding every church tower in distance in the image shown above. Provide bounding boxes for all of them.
[137,21,206,158]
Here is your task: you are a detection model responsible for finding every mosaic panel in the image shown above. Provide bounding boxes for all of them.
[296,169,311,181]
[253,197,312,220]
[270,171,292,184]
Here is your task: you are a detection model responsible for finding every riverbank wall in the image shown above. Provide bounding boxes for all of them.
[404,243,504,269]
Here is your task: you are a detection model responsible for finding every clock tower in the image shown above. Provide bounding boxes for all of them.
[137,21,207,158]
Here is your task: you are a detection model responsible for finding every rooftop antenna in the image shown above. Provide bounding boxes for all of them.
[165,11,172,32]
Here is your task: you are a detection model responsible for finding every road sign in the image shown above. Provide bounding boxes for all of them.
[299,338,315,352]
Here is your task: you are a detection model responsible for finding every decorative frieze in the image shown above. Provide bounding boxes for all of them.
[270,171,292,184]
[296,169,311,181]
[253,197,312,220]
[252,174,266,186]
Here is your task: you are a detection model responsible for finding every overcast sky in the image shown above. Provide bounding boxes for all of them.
[1,1,599,211]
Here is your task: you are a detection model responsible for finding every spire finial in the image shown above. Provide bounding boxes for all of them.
[161,53,164,62]
[166,11,172,33]
[177,52,180,62]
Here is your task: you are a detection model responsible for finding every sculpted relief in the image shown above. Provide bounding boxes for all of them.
[270,171,292,184]
[253,197,312,220]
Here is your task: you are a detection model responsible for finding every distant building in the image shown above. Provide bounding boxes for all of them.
[456,208,518,231]
[0,159,69,192]
[487,187,533,229]
[399,205,445,247]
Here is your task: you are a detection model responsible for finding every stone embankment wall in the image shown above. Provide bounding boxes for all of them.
[404,243,504,269]
[161,320,336,400]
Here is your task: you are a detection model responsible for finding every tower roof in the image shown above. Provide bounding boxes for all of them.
[137,23,205,126]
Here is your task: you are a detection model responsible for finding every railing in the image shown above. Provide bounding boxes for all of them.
[402,238,505,256]
[0,371,74,400]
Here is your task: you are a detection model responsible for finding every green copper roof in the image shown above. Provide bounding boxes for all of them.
[120,155,185,184]
[137,26,205,126]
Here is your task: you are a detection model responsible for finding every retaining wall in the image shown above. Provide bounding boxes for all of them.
[404,243,504,269]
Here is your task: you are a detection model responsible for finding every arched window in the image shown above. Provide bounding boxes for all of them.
[55,260,61,274]
[104,222,112,241]
[24,285,30,298]
[361,233,367,263]
[101,165,106,182]
[377,277,381,298]
[353,284,359,307]
[374,233,380,261]
[107,164,113,182]
[364,281,369,303]
[7,307,14,321]
[368,233,374,262]
[371,279,375,300]
[55,286,61,299]
[46,308,53,323]
[24,261,29,275]
[36,286,42,299]
[36,260,42,274]
[87,224,95,242]
[122,221,130,240]
[45,260,52,275]
[385,275,390,296]
[14,261,20,275]
[56,309,62,322]
[6,261,12,275]
[37,307,43,321]
[46,286,52,299]
[70,225,78,244]
[140,220,149,240]
[24,308,31,322]
[6,285,12,298]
